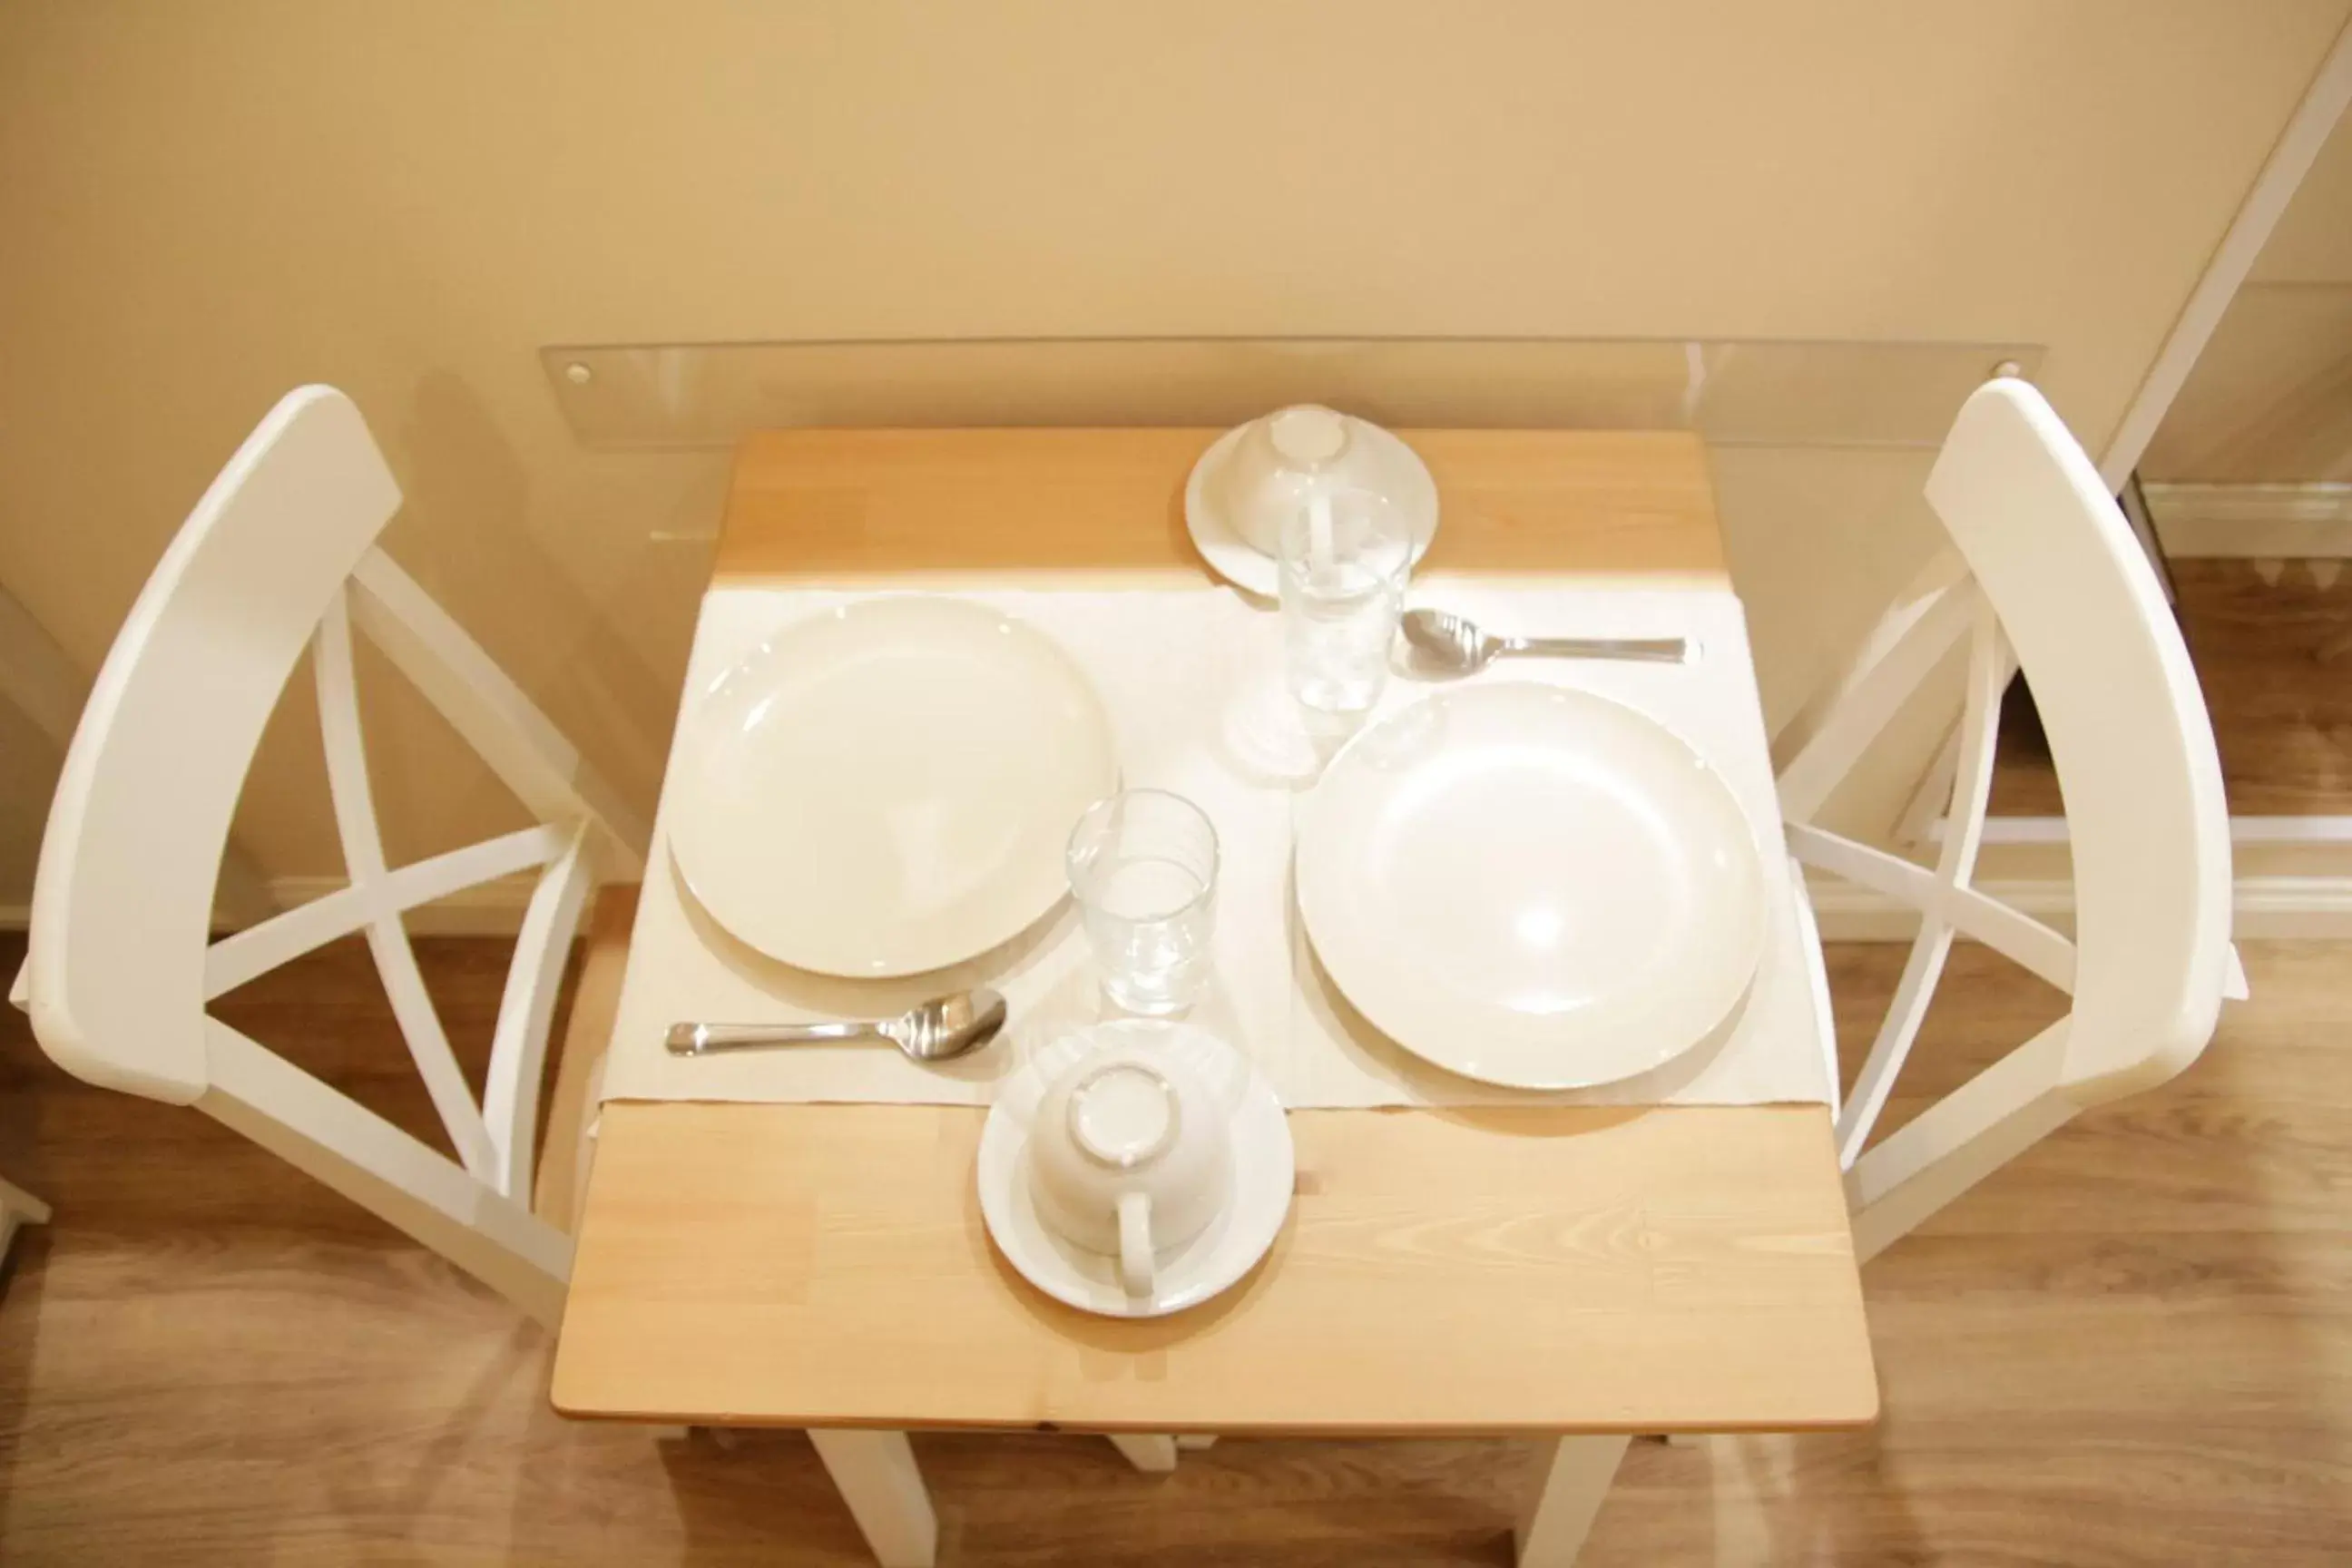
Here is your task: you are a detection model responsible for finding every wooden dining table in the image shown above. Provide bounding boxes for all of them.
[550,426,1877,1564]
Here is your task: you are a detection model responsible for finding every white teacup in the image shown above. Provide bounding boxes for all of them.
[1220,405,1389,556]
[1026,1043,1233,1300]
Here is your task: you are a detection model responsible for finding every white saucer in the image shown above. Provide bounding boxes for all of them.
[1182,417,1440,598]
[977,1020,1294,1319]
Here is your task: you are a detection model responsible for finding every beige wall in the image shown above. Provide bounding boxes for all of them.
[2141,107,2352,482]
[2,1,2345,898]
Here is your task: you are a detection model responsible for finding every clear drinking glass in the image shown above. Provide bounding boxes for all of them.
[1065,789,1219,1015]
[1279,487,1413,720]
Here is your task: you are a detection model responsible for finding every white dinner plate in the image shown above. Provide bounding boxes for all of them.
[1296,682,1769,1090]
[1182,417,1440,598]
[670,596,1118,977]
[977,1021,1294,1319]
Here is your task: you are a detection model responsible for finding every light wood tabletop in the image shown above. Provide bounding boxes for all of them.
[552,427,1877,1436]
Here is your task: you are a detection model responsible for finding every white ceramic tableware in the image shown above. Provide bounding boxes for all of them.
[1025,1040,1232,1298]
[670,595,1118,977]
[1296,682,1769,1090]
[977,1021,1292,1318]
[1224,405,1362,554]
[1183,408,1439,597]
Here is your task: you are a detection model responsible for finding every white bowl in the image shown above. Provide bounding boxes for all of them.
[1295,683,1769,1090]
[1184,414,1440,597]
[1220,405,1387,555]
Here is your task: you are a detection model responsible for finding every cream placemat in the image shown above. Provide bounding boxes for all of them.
[598,577,1831,1109]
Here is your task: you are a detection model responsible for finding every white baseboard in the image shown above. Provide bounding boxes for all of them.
[397,870,2352,942]
[2144,481,2352,558]
[261,876,544,936]
[0,874,540,938]
[13,871,2351,942]
[1808,874,2352,941]
[1806,877,2068,940]
[1926,813,2352,848]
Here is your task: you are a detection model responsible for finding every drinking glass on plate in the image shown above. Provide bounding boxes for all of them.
[1066,790,1219,1015]
[1279,487,1413,722]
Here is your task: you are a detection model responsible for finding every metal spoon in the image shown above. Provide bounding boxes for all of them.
[665,988,1008,1062]
[1401,607,1690,676]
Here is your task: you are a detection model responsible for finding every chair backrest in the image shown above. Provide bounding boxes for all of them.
[1774,378,2233,1261]
[23,386,648,1324]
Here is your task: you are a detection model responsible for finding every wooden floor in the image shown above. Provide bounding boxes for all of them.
[1993,558,2352,814]
[1,927,2347,1564]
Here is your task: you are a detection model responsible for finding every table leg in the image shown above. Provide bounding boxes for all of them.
[0,1172,51,1269]
[1514,1434,1630,1567]
[808,1428,936,1568]
[1107,1434,1180,1473]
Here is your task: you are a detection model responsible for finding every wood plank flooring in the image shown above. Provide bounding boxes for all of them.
[1992,559,2352,816]
[2,930,2347,1563]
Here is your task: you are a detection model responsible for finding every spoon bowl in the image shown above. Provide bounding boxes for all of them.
[890,988,1010,1061]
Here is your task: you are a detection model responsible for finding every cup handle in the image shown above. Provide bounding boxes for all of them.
[1116,1191,1154,1300]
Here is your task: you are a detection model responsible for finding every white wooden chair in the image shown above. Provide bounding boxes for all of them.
[1516,377,2237,1565]
[1775,377,2236,1255]
[15,387,941,1567]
